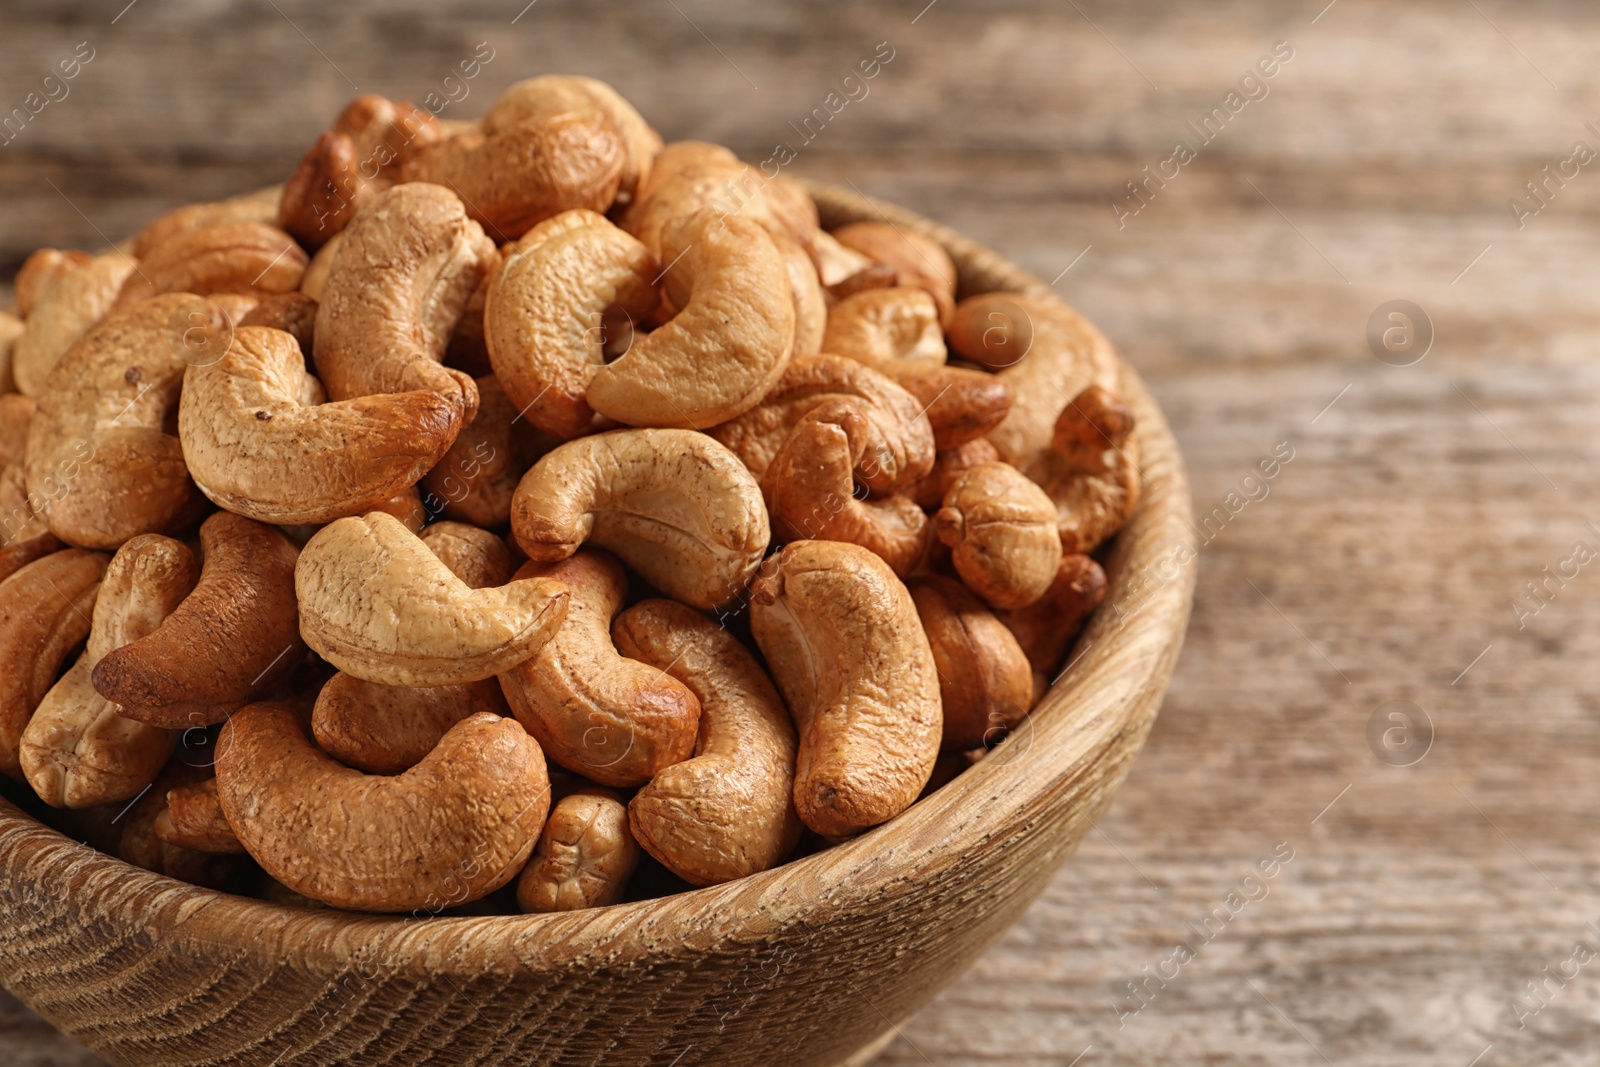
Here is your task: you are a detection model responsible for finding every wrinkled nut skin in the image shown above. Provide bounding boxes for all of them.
[92,512,306,728]
[822,286,947,367]
[749,540,942,837]
[889,362,1013,452]
[115,223,308,310]
[15,249,91,319]
[498,551,700,788]
[25,293,207,550]
[484,75,662,206]
[153,778,245,854]
[420,520,517,589]
[830,221,958,327]
[313,183,496,423]
[912,438,1001,510]
[1043,384,1142,555]
[179,325,460,525]
[312,670,509,776]
[762,398,930,577]
[935,461,1063,611]
[511,429,771,611]
[708,354,936,495]
[516,787,640,912]
[614,598,802,886]
[420,377,539,527]
[399,113,624,240]
[998,553,1108,685]
[12,252,139,398]
[132,191,281,259]
[20,535,197,808]
[297,511,569,687]
[238,292,317,356]
[217,703,551,913]
[908,575,1034,753]
[0,549,107,779]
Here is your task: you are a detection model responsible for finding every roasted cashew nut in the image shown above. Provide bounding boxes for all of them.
[0,549,107,779]
[25,293,207,549]
[0,462,62,583]
[822,286,946,366]
[419,376,545,527]
[20,535,197,807]
[12,251,138,398]
[153,778,245,855]
[313,183,496,422]
[419,520,517,589]
[516,786,640,912]
[908,576,1034,753]
[92,512,305,728]
[484,75,662,206]
[911,438,1001,510]
[115,223,307,310]
[762,398,930,577]
[498,550,700,788]
[132,189,281,259]
[1041,384,1141,554]
[614,598,802,886]
[297,511,568,687]
[619,155,812,262]
[311,670,509,776]
[998,553,1108,691]
[119,762,245,889]
[749,540,941,837]
[15,249,91,318]
[511,428,770,611]
[237,292,317,355]
[0,394,34,468]
[179,325,461,524]
[884,362,1013,452]
[934,461,1063,610]
[216,703,551,912]
[830,221,958,327]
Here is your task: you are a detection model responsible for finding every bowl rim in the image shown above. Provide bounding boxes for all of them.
[0,179,1196,977]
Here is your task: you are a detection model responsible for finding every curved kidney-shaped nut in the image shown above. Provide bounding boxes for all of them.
[632,141,738,202]
[237,292,317,355]
[749,540,941,836]
[20,535,196,807]
[420,520,517,588]
[12,252,139,398]
[15,249,91,319]
[498,551,700,788]
[297,511,568,687]
[153,778,244,854]
[420,376,540,527]
[375,486,426,534]
[708,354,935,495]
[830,221,958,327]
[313,183,496,422]
[217,703,551,912]
[911,438,1001,510]
[0,394,35,468]
[132,190,280,259]
[179,325,460,525]
[998,553,1108,692]
[511,429,770,610]
[24,293,207,549]
[614,598,802,886]
[92,512,305,727]
[935,461,1062,610]
[888,362,1013,451]
[908,575,1034,752]
[1040,384,1141,554]
[484,75,661,206]
[279,95,444,249]
[516,786,640,911]
[120,764,246,888]
[115,223,307,310]
[822,287,945,367]
[311,670,509,775]
[762,399,930,577]
[0,549,107,778]
[399,113,623,241]
[0,312,21,395]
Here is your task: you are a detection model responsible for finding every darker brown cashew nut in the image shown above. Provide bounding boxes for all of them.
[1040,384,1142,555]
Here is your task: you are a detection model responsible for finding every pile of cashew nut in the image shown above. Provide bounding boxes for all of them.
[0,76,1138,914]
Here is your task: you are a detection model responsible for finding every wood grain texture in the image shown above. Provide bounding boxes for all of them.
[3,0,1596,1063]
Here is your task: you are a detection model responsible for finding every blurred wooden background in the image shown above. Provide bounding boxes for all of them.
[5,0,1600,1063]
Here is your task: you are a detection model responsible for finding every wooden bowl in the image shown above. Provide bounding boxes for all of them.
[0,181,1194,1067]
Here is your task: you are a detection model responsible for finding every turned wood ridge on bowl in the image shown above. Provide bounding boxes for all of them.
[0,180,1194,1067]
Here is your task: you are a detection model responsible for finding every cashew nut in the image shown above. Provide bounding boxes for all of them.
[749,540,941,836]
[24,292,206,549]
[178,325,461,525]
[620,156,808,262]
[375,486,426,534]
[0,548,107,779]
[132,189,281,259]
[934,461,1062,610]
[398,113,623,240]
[830,221,958,327]
[774,230,828,359]
[311,670,509,776]
[14,249,91,318]
[516,786,640,912]
[120,763,245,889]
[911,438,1001,510]
[216,702,551,912]
[298,231,343,302]
[297,510,568,687]
[708,354,935,495]
[114,223,307,310]
[498,550,700,788]
[887,362,1013,451]
[614,598,801,886]
[153,778,244,854]
[0,394,34,468]
[92,511,305,728]
[20,535,197,807]
[484,75,661,206]
[908,575,1034,753]
[0,462,61,582]
[822,286,946,367]
[12,251,138,398]
[313,183,496,422]
[419,520,517,589]
[238,291,317,355]
[420,376,547,527]
[1040,384,1141,554]
[997,553,1108,691]
[511,428,769,610]
[762,398,930,577]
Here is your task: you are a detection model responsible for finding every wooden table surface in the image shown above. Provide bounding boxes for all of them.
[3,1,1597,1063]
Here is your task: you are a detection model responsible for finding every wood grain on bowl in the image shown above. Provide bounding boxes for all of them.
[0,182,1193,1067]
